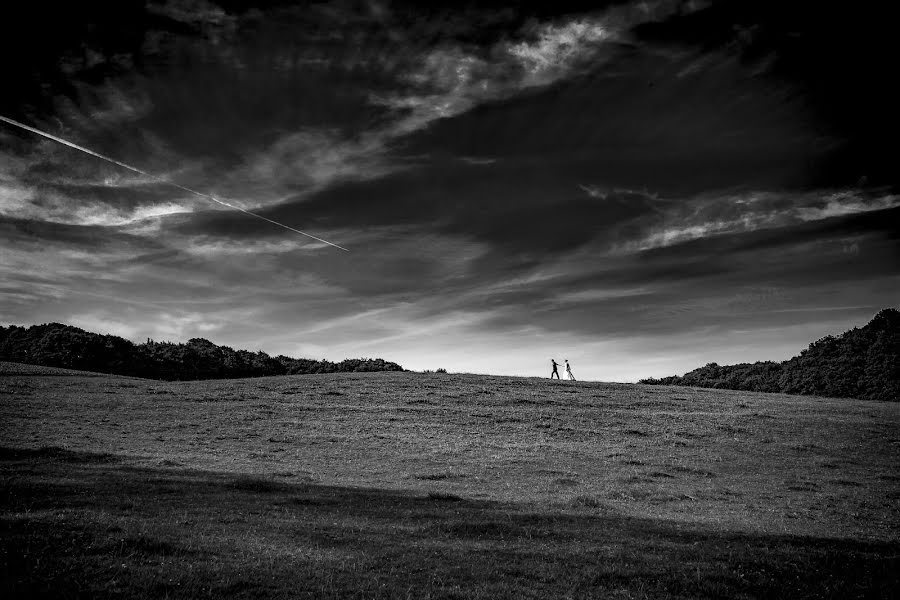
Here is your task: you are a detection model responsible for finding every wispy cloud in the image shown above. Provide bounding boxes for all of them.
[183,237,329,257]
[1,0,693,250]
[578,184,668,214]
[68,310,223,342]
[61,82,155,130]
[224,129,400,207]
[460,156,497,166]
[0,177,196,228]
[550,287,653,306]
[371,16,613,136]
[617,189,900,252]
[507,19,608,85]
[370,2,693,142]
[146,0,236,34]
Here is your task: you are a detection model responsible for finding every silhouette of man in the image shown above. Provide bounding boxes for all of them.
[550,359,560,379]
[565,360,576,381]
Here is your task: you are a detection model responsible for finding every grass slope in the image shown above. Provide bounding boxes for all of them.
[1,370,898,598]
[0,360,139,378]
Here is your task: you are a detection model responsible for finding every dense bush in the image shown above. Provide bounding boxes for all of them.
[641,308,900,401]
[0,323,403,381]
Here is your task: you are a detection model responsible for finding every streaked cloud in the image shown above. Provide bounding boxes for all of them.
[183,237,331,257]
[623,189,900,252]
[0,176,196,228]
[147,0,235,30]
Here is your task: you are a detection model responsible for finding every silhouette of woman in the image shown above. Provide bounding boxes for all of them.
[565,360,576,381]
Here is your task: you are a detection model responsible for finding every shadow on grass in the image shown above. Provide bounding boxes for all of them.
[1,446,897,599]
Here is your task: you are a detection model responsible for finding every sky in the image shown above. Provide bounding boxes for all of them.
[1,0,897,382]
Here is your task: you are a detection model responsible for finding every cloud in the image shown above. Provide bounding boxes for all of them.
[623,189,900,252]
[1,0,710,255]
[370,18,610,135]
[368,2,696,144]
[550,286,652,306]
[183,237,329,257]
[578,183,605,198]
[61,82,155,130]
[279,303,501,365]
[147,0,235,29]
[0,176,196,229]
[68,310,223,343]
[507,18,608,85]
[220,129,401,209]
[460,156,497,165]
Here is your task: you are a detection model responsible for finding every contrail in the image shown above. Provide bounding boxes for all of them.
[0,114,349,251]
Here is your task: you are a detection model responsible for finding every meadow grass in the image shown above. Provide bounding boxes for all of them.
[1,365,898,598]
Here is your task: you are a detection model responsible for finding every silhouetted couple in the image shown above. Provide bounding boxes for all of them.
[550,359,575,381]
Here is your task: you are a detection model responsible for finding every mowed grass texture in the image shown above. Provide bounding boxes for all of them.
[1,365,898,599]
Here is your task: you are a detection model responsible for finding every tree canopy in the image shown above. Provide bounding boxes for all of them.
[641,309,900,401]
[0,323,403,381]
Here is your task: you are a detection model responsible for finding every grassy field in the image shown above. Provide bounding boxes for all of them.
[1,363,898,598]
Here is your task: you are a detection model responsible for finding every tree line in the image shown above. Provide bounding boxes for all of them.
[640,308,900,401]
[0,323,404,380]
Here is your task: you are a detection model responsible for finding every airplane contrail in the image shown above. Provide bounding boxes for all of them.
[0,114,349,251]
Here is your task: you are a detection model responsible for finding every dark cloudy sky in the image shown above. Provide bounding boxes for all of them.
[1,0,897,380]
